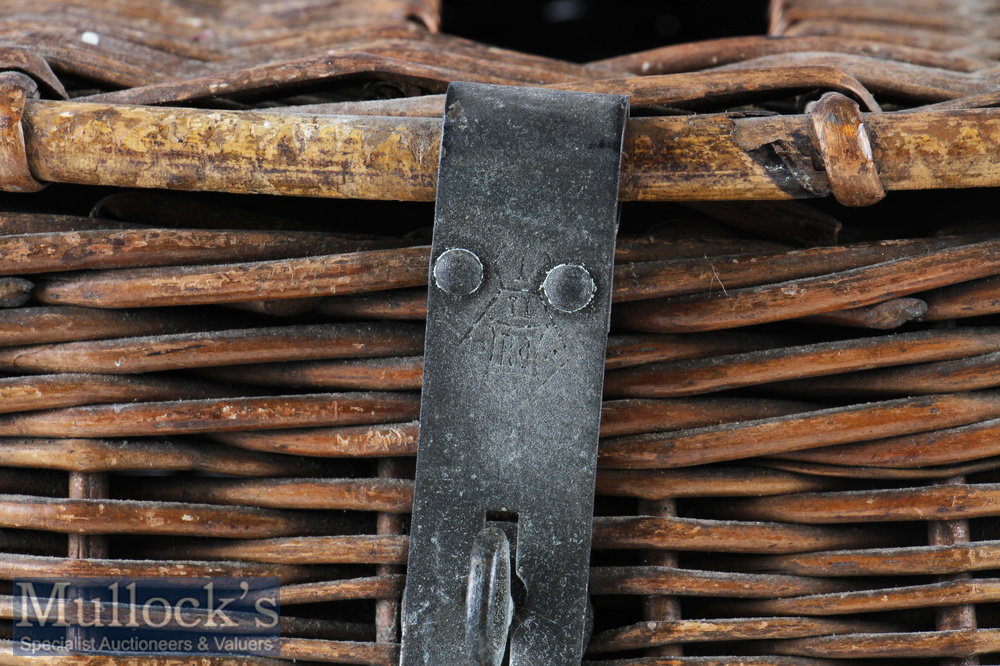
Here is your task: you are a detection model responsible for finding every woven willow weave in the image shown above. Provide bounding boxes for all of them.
[2,1,1000,664]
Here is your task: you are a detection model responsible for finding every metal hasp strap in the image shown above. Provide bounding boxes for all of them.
[400,82,628,665]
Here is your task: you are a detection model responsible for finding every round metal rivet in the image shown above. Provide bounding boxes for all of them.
[542,263,595,313]
[434,248,483,296]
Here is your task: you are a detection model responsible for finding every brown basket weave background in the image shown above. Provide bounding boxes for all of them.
[3,0,1000,664]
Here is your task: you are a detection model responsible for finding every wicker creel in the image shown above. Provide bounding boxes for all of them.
[2,1,1000,664]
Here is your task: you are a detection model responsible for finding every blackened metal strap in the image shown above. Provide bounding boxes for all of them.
[401,81,628,665]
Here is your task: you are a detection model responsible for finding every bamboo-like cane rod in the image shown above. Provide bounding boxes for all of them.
[23,103,445,200]
[599,398,814,437]
[0,306,222,347]
[588,617,889,654]
[614,240,1000,333]
[604,328,1000,398]
[123,477,415,513]
[6,397,812,460]
[775,418,1000,468]
[0,552,316,583]
[278,637,397,665]
[280,575,405,605]
[34,247,431,308]
[0,374,235,413]
[728,579,1000,617]
[100,468,836,508]
[96,65,880,111]
[591,35,990,74]
[760,457,1000,480]
[189,393,1000,468]
[317,288,933,330]
[604,333,796,370]
[0,393,421,438]
[779,350,1000,397]
[19,100,1000,203]
[218,404,769,456]
[135,516,889,564]
[0,494,336,538]
[588,566,853,598]
[0,323,425,374]
[0,228,408,276]
[801,297,928,329]
[0,212,136,235]
[747,540,1000,577]
[0,565,858,606]
[145,536,410,565]
[301,55,1000,118]
[599,391,1000,469]
[774,18,974,53]
[0,438,321,476]
[595,467,835,500]
[317,288,426,321]
[589,516,891,553]
[36,236,974,310]
[924,274,1000,320]
[185,330,791,375]
[210,423,420,458]
[197,357,424,391]
[612,237,972,303]
[765,629,1000,659]
[280,567,858,603]
[708,483,1000,523]
[717,52,994,102]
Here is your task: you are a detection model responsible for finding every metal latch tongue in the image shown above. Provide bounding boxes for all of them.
[401,81,628,665]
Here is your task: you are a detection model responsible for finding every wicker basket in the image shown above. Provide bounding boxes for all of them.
[2,1,1000,664]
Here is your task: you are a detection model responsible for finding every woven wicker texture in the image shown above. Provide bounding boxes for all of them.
[1,0,1000,664]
